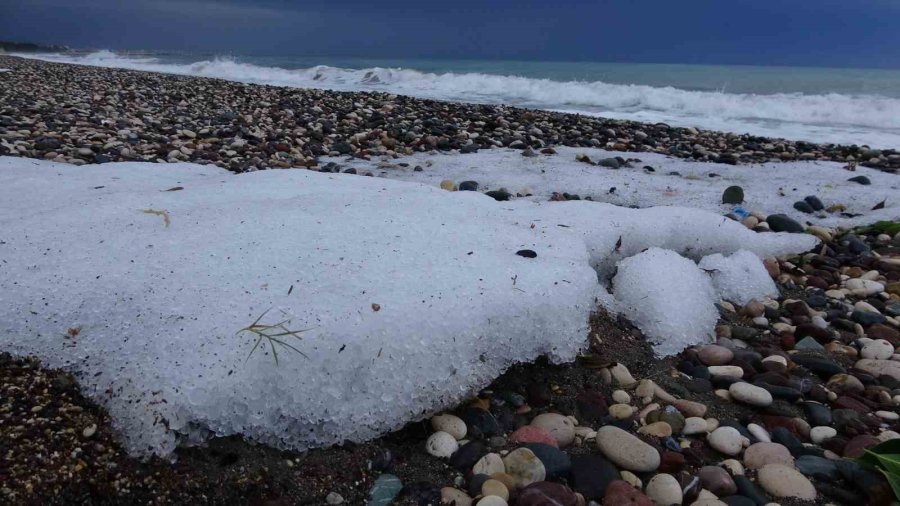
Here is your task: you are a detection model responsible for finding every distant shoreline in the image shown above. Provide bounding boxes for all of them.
[1,54,898,174]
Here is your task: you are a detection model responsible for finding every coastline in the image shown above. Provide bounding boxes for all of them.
[1,52,900,506]
[1,54,898,174]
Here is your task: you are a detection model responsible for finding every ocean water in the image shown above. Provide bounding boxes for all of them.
[15,50,900,149]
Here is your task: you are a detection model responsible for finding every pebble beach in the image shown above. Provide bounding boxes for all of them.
[1,55,899,174]
[2,54,900,506]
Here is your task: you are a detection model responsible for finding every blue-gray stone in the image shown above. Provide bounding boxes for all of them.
[852,310,886,326]
[794,336,825,351]
[796,455,840,482]
[523,443,572,480]
[368,474,402,506]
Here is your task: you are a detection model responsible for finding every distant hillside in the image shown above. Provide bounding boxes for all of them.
[0,41,68,53]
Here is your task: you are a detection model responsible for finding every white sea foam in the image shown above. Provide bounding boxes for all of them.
[15,51,900,148]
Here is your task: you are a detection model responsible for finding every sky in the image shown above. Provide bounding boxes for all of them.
[1,0,900,68]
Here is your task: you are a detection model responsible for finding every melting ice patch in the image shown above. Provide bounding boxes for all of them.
[0,157,816,457]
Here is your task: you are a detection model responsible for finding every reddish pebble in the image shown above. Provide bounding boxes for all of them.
[509,426,558,447]
[844,435,880,458]
[658,451,686,473]
[603,480,653,506]
[518,482,579,506]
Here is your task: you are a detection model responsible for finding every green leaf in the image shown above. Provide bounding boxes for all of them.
[881,469,900,502]
[858,440,900,478]
[874,453,900,477]
[859,449,882,470]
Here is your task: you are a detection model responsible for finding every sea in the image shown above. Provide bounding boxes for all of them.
[14,50,900,149]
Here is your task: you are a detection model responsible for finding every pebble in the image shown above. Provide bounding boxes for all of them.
[719,459,744,475]
[432,414,467,440]
[747,424,771,443]
[683,417,709,435]
[426,431,459,458]
[609,364,637,386]
[728,383,773,407]
[612,390,631,404]
[645,473,682,506]
[530,413,576,447]
[609,404,636,419]
[473,453,505,476]
[368,474,403,506]
[475,496,507,506]
[510,426,557,447]
[595,426,660,472]
[742,442,794,469]
[517,482,579,506]
[698,466,737,496]
[810,426,837,444]
[521,443,571,480]
[620,470,642,489]
[502,448,546,488]
[638,421,673,437]
[845,278,884,297]
[82,424,97,439]
[604,480,653,506]
[480,479,509,501]
[708,366,744,378]
[674,399,708,418]
[698,344,734,366]
[795,455,840,482]
[441,488,473,506]
[861,339,895,360]
[325,491,344,504]
[855,358,900,380]
[757,463,817,500]
[876,410,900,421]
[708,427,745,456]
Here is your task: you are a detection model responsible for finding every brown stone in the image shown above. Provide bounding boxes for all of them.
[843,435,880,458]
[603,480,653,506]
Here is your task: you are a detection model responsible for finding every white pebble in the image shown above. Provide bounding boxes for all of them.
[708,427,746,456]
[425,431,459,458]
[683,417,709,435]
[612,390,631,404]
[748,423,771,442]
[810,426,837,444]
[729,382,773,407]
[431,414,467,440]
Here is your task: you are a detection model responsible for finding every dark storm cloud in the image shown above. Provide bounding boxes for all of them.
[1,0,899,68]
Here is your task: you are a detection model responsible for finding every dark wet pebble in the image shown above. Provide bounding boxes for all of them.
[570,454,619,501]
[800,401,833,426]
[791,354,845,377]
[795,455,840,482]
[766,214,804,233]
[449,441,486,471]
[733,475,769,506]
[804,195,825,211]
[461,408,501,437]
[523,443,572,480]
[485,190,511,201]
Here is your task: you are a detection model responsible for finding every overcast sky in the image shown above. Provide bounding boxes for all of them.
[2,0,899,68]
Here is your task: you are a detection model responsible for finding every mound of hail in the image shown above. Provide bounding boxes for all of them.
[0,157,817,456]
